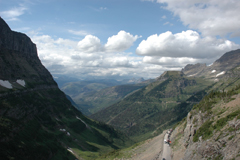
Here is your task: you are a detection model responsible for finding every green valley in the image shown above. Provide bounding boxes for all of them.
[90,71,213,142]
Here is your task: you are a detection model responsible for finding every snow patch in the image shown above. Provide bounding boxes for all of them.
[60,129,66,132]
[16,79,25,87]
[67,148,74,154]
[187,73,197,77]
[211,70,216,73]
[0,80,12,89]
[76,116,92,130]
[216,71,225,77]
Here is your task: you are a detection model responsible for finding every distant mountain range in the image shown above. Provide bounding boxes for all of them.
[57,77,153,115]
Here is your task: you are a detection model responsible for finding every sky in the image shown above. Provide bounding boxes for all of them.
[1,0,240,80]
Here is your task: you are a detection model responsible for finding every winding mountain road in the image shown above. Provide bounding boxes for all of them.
[162,132,171,160]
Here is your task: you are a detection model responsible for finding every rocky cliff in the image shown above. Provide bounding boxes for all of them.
[171,65,240,160]
[0,17,55,86]
[0,17,36,55]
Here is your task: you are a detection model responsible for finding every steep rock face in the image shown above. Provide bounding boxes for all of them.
[0,17,55,85]
[182,63,207,77]
[0,18,36,55]
[171,73,240,160]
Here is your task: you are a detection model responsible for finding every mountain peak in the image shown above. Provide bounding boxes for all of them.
[182,49,240,79]
[215,49,240,64]
[0,17,37,56]
[157,71,183,81]
[0,17,55,85]
[0,17,11,32]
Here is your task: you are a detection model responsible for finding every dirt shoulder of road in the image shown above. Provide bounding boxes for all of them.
[114,131,167,160]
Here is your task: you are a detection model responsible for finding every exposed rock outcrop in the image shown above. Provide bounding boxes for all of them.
[182,63,207,77]
[171,89,240,160]
[0,17,55,85]
[0,17,36,56]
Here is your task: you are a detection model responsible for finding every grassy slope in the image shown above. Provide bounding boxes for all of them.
[0,87,134,160]
[73,83,147,115]
[90,72,213,142]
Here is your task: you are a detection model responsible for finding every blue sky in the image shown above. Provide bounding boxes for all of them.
[1,0,240,80]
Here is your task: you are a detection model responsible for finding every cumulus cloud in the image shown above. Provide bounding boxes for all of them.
[77,35,102,52]
[104,30,140,52]
[136,30,239,59]
[156,0,240,37]
[30,31,153,79]
[0,5,27,21]
[143,56,199,67]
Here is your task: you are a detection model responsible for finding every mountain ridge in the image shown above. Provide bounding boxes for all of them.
[182,49,240,80]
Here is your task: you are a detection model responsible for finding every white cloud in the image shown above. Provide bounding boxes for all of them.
[30,31,158,79]
[163,22,173,26]
[104,30,140,52]
[100,7,107,10]
[156,0,240,37]
[77,35,102,52]
[0,5,27,21]
[136,30,239,59]
[143,56,199,67]
[68,30,90,36]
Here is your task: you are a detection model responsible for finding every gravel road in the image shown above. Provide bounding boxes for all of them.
[162,132,171,160]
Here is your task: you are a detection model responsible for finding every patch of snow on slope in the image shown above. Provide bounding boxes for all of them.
[187,73,197,77]
[211,70,216,73]
[0,80,12,89]
[16,79,25,87]
[216,71,225,77]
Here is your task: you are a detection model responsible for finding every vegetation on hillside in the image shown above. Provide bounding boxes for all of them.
[91,72,213,142]
[192,84,240,142]
[0,88,134,160]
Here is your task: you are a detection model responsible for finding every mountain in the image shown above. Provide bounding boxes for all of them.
[0,17,133,160]
[73,83,148,115]
[121,77,145,84]
[0,17,55,87]
[182,49,240,80]
[60,78,153,115]
[170,64,240,160]
[53,75,81,88]
[90,71,213,142]
[90,49,240,143]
